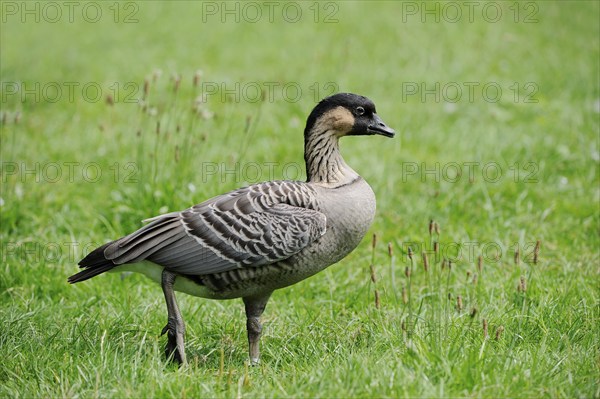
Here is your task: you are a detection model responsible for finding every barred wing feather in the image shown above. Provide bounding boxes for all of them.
[102,182,326,276]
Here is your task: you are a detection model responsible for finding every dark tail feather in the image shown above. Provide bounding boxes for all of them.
[68,241,117,283]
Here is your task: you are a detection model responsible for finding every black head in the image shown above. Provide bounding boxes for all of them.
[304,93,395,138]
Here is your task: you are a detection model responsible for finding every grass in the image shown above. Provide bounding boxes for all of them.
[1,1,599,397]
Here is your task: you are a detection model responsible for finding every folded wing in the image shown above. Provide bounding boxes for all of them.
[70,182,326,282]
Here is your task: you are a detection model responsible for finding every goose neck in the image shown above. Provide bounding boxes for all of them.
[304,130,358,187]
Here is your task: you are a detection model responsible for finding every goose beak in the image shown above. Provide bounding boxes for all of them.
[367,114,395,138]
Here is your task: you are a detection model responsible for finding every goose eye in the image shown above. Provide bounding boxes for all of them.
[356,106,365,116]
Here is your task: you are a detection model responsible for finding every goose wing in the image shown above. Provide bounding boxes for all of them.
[99,181,326,275]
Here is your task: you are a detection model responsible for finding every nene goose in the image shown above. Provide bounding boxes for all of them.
[69,92,395,365]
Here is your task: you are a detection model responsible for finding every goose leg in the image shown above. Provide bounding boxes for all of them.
[160,269,187,365]
[243,293,271,365]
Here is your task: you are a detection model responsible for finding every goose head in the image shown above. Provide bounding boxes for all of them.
[304,93,395,139]
[303,93,395,185]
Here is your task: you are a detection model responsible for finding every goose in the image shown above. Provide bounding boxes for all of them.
[69,92,395,365]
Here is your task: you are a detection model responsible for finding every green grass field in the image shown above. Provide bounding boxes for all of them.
[1,1,599,397]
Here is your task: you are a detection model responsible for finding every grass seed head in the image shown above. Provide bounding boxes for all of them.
[388,242,393,257]
[422,252,429,272]
[369,264,377,283]
[472,273,478,285]
[405,266,411,278]
[374,289,381,309]
[173,73,181,93]
[483,319,489,338]
[372,233,377,250]
[402,286,408,304]
[470,307,478,318]
[407,246,413,261]
[456,295,463,312]
[534,240,541,264]
[466,270,471,280]
[143,78,150,99]
[14,112,21,124]
[429,219,434,236]
[193,70,203,87]
[495,325,504,341]
[106,94,114,106]
[434,222,441,236]
[434,241,439,255]
[514,248,520,265]
[477,255,483,272]
[519,276,527,293]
